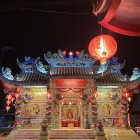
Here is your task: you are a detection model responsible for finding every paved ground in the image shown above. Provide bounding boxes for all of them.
[1,129,140,140]
[0,136,6,140]
[105,128,140,140]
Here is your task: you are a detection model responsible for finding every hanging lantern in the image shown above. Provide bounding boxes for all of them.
[6,94,12,100]
[124,92,129,98]
[92,93,98,98]
[11,97,15,103]
[14,92,20,99]
[6,100,11,105]
[6,105,10,112]
[18,85,22,93]
[88,35,117,65]
[75,50,80,55]
[63,50,67,55]
[127,97,132,103]
[47,93,51,98]
[61,101,64,105]
[110,95,114,99]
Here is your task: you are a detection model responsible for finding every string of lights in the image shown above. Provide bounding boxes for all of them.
[0,7,92,15]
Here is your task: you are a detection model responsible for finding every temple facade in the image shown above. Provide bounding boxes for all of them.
[0,50,140,139]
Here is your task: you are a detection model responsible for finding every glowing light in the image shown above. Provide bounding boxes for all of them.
[125,93,129,97]
[14,93,20,99]
[92,93,98,98]
[11,97,15,103]
[127,97,132,103]
[6,100,11,105]
[6,94,12,100]
[88,35,117,65]
[99,36,106,57]
[69,51,73,56]
[47,93,50,98]
[75,51,80,55]
[6,105,10,112]
[63,50,67,55]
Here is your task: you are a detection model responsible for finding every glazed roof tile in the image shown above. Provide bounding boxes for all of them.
[0,73,49,86]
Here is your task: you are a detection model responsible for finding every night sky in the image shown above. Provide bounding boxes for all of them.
[0,1,140,113]
[0,1,140,76]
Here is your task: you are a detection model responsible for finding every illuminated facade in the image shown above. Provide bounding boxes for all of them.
[0,50,140,139]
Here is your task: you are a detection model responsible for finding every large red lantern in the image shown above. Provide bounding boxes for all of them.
[88,35,117,65]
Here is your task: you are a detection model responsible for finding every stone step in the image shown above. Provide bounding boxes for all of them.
[49,129,95,139]
[7,129,40,140]
[7,129,95,140]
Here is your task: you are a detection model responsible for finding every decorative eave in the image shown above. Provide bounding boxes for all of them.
[95,72,140,89]
[0,73,49,87]
[33,57,113,79]
[33,64,94,79]
[122,77,140,92]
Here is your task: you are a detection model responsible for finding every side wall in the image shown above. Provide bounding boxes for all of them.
[15,87,47,128]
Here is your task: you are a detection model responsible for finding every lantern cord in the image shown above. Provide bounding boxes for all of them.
[0,8,91,15]
[100,26,103,36]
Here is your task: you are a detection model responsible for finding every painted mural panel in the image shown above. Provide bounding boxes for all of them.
[97,87,123,127]
[20,88,47,128]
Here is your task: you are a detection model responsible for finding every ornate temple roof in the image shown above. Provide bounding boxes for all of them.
[0,73,49,86]
[0,50,140,89]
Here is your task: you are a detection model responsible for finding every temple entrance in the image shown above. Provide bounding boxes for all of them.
[52,79,89,129]
[60,99,82,128]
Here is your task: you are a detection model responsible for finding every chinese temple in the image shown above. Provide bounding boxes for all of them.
[0,50,140,140]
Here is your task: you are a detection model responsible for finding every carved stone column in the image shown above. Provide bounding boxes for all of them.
[46,101,52,130]
[91,99,97,130]
[121,98,129,128]
[83,100,90,129]
[14,98,23,128]
[40,101,51,140]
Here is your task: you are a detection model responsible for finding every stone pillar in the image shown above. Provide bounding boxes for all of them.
[91,99,97,130]
[40,101,52,140]
[121,98,129,128]
[14,98,23,128]
[121,97,129,128]
[83,100,90,129]
[46,101,52,130]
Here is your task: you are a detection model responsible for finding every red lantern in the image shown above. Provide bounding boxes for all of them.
[6,105,10,112]
[6,100,11,105]
[124,92,129,98]
[127,97,132,103]
[17,85,22,93]
[75,50,80,55]
[88,35,117,65]
[6,94,12,100]
[47,93,51,98]
[63,50,67,55]
[92,93,98,98]
[110,95,113,99]
[14,92,20,99]
[11,97,15,103]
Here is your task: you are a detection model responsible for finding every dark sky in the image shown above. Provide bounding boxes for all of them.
[0,0,140,76]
